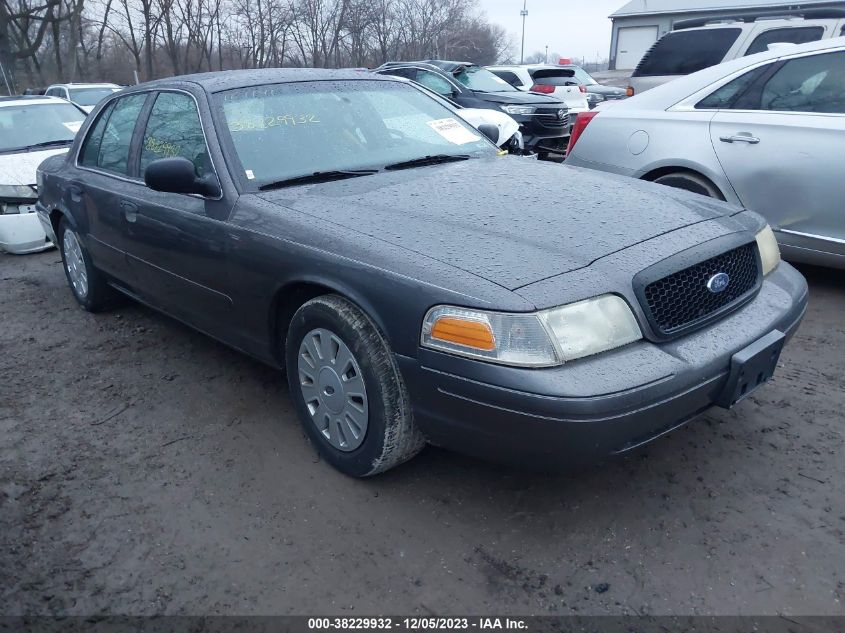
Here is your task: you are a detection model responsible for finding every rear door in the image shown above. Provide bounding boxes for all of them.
[710,49,845,257]
[74,92,149,278]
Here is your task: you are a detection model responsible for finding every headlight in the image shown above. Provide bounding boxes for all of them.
[755,225,780,275]
[500,105,536,116]
[0,184,37,200]
[421,295,642,367]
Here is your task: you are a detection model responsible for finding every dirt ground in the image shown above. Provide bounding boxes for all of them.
[1,250,843,617]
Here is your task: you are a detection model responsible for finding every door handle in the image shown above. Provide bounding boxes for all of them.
[719,134,760,144]
[120,200,138,223]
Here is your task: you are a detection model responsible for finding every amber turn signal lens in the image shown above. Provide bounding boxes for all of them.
[430,317,496,351]
[626,86,635,97]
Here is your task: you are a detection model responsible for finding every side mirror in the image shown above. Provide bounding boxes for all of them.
[477,124,500,145]
[144,157,220,198]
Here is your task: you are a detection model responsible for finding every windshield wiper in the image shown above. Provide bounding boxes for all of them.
[384,154,471,171]
[2,139,74,154]
[258,169,377,191]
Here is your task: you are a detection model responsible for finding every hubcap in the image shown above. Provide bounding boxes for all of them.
[298,328,368,452]
[63,229,88,299]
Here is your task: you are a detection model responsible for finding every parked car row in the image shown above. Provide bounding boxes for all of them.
[27,68,808,477]
[568,36,845,269]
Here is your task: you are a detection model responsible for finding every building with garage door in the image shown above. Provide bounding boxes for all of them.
[609,0,845,69]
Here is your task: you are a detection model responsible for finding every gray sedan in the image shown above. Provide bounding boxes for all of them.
[566,37,845,269]
[36,69,806,476]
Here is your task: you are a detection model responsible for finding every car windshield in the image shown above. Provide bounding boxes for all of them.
[0,102,86,153]
[68,87,119,106]
[216,79,496,187]
[452,66,517,92]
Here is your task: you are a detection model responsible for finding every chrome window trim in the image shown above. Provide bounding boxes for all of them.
[779,229,845,245]
[669,44,845,114]
[74,87,224,201]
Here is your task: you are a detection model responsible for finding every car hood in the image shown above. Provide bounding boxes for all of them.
[256,158,737,290]
[0,148,69,187]
[475,91,565,107]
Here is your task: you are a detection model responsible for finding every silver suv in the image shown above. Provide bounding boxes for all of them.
[629,9,845,94]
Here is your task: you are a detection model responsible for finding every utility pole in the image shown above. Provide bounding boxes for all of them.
[545,45,548,64]
[520,0,528,64]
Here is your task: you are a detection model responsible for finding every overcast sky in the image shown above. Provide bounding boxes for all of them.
[478,0,627,61]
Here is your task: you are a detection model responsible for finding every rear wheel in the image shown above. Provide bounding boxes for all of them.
[285,294,425,477]
[58,217,118,312]
[652,172,724,200]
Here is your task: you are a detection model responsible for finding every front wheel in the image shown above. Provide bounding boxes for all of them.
[285,295,425,477]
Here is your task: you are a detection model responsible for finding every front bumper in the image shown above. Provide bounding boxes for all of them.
[0,209,53,255]
[397,263,808,468]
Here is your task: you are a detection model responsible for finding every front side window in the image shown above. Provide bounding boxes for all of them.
[216,80,495,187]
[489,70,523,87]
[634,28,742,76]
[140,92,210,176]
[0,102,86,153]
[744,26,825,56]
[756,51,845,113]
[80,93,146,175]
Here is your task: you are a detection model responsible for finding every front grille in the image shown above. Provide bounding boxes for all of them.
[536,109,569,129]
[642,242,760,335]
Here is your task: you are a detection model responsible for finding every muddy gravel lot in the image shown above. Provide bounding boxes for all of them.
[1,250,844,616]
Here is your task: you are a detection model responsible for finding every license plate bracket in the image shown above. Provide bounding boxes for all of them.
[716,330,785,409]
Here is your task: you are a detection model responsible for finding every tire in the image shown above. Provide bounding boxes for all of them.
[652,172,724,200]
[58,217,119,312]
[285,294,425,477]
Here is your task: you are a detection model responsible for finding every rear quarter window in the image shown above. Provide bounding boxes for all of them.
[744,26,825,56]
[634,28,742,77]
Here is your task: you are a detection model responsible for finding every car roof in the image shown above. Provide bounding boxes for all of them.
[0,95,69,107]
[49,83,121,88]
[131,68,394,93]
[423,60,475,71]
[616,35,845,110]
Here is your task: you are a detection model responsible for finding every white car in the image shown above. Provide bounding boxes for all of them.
[629,11,845,95]
[565,37,845,269]
[44,83,121,113]
[486,64,590,118]
[0,96,87,254]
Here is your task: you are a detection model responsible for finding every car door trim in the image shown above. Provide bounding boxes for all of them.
[778,229,845,245]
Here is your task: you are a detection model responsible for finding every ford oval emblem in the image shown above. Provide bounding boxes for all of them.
[707,272,730,294]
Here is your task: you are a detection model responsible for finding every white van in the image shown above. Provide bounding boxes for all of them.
[629,9,845,94]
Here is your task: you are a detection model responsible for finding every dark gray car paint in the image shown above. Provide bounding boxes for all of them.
[36,68,808,466]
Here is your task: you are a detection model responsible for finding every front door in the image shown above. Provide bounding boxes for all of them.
[710,49,845,258]
[122,90,235,339]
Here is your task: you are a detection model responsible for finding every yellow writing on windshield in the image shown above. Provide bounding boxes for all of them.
[228,114,321,132]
